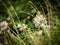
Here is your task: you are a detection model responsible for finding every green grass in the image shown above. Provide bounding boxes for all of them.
[0,0,60,45]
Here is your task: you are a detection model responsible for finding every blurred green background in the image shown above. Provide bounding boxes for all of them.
[0,0,60,45]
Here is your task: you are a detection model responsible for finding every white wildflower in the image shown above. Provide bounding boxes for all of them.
[33,14,50,30]
[17,24,21,28]
[22,24,27,28]
[33,15,47,27]
[19,28,23,31]
[33,15,40,27]
[7,30,10,32]
[17,23,27,31]
[33,20,40,27]
[41,23,46,29]
[0,21,8,30]
[37,30,43,36]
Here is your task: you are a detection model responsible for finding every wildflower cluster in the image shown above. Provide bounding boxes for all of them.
[33,15,50,30]
[17,23,27,31]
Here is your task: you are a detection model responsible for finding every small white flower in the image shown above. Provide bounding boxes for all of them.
[19,28,23,31]
[37,30,43,36]
[33,20,40,27]
[40,23,46,29]
[7,30,10,32]
[17,23,27,31]
[22,24,27,29]
[17,24,21,28]
[23,25,27,29]
[0,21,8,30]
